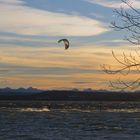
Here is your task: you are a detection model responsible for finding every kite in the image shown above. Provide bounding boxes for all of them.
[58,39,69,50]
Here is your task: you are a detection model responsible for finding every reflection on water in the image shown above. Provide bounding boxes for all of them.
[0,101,140,140]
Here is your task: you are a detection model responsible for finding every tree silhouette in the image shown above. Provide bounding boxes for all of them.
[102,0,140,90]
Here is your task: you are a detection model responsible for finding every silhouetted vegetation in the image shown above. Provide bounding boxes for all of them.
[0,90,140,101]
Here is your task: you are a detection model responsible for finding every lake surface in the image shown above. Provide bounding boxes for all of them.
[0,101,140,140]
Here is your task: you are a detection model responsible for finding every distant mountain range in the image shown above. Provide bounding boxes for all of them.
[0,87,44,94]
[0,87,108,94]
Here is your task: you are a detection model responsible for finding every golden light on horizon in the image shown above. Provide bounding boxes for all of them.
[0,44,139,90]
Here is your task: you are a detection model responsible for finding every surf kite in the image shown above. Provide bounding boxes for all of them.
[58,39,69,50]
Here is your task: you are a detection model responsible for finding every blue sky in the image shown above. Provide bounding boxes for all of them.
[0,0,139,89]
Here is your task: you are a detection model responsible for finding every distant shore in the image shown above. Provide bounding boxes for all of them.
[0,90,140,101]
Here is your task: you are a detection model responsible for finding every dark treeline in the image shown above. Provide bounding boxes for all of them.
[0,90,140,101]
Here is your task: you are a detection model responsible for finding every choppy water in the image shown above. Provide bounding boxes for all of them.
[0,101,140,140]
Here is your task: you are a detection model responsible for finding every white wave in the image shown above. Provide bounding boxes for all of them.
[19,107,50,112]
[59,108,94,113]
[60,108,140,113]
[106,109,140,113]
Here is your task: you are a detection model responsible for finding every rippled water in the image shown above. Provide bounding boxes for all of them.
[0,101,140,140]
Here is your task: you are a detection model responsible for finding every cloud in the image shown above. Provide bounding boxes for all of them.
[95,39,129,47]
[0,0,108,36]
[84,0,140,9]
[0,0,25,5]
[73,81,95,85]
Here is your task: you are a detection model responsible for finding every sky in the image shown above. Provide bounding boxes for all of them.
[0,0,139,90]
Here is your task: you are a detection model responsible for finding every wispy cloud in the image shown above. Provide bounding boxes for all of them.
[73,81,95,85]
[95,39,129,47]
[0,0,25,5]
[84,0,140,9]
[0,0,108,36]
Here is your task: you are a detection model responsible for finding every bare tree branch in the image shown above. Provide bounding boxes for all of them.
[103,0,140,90]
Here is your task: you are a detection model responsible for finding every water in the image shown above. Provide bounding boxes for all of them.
[0,101,140,140]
